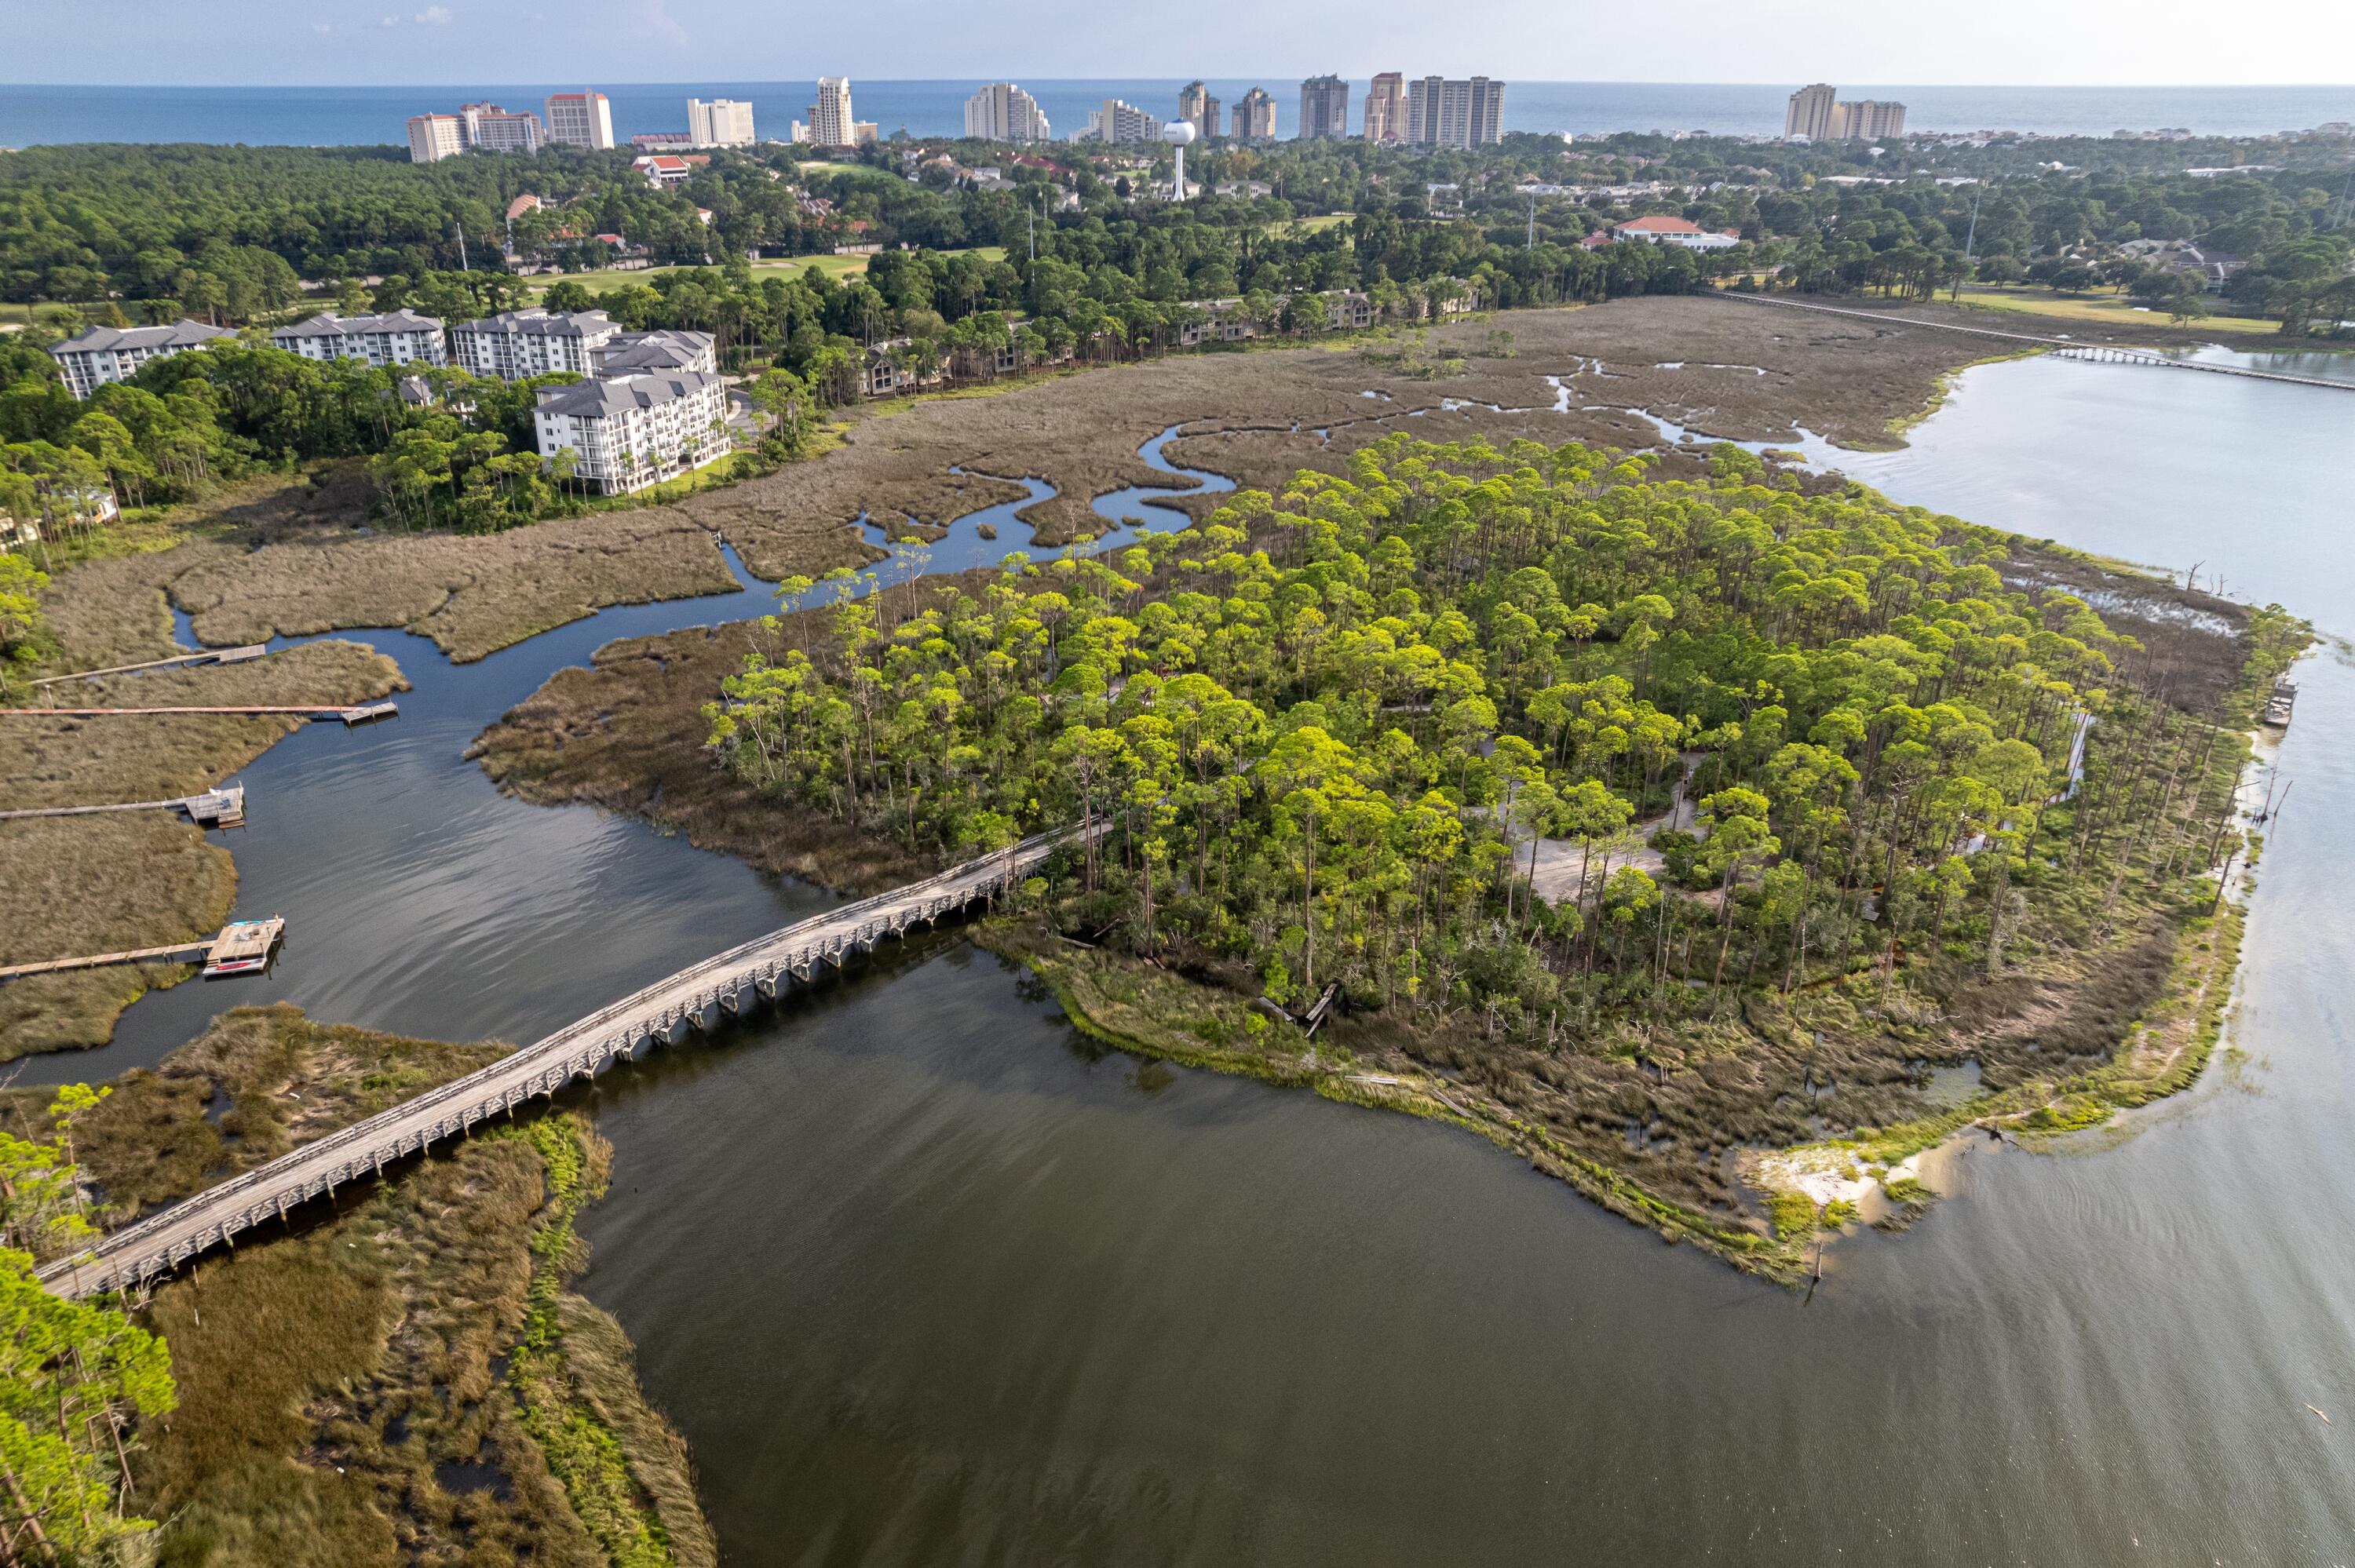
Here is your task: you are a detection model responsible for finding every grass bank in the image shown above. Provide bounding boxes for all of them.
[14,1004,714,1566]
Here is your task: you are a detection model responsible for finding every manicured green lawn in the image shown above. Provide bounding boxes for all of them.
[1952,286,2284,337]
[525,245,1007,297]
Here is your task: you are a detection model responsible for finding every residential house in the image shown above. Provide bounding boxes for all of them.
[1609,215,1742,250]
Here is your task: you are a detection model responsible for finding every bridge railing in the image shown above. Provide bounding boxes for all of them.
[38,829,1081,1296]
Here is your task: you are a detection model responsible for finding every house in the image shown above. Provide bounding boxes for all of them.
[634,155,694,188]
[858,339,944,396]
[47,319,232,399]
[1609,215,1742,251]
[270,309,448,368]
[1326,291,1376,330]
[532,371,732,494]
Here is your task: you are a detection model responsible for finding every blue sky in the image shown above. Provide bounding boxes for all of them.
[13,0,2353,86]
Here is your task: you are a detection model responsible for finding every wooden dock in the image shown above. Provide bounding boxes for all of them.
[0,914,284,983]
[0,702,396,726]
[0,784,246,829]
[29,646,270,687]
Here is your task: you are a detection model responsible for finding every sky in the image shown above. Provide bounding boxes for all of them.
[10,0,2354,86]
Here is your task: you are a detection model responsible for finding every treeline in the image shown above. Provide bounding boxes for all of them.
[707,435,2255,1042]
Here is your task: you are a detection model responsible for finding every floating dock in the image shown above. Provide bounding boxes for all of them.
[29,646,270,687]
[0,914,285,983]
[0,702,396,726]
[0,783,246,829]
[2264,680,2297,729]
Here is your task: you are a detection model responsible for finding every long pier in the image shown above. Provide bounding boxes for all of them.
[36,830,1077,1299]
[29,646,270,687]
[1709,293,2355,392]
[0,784,245,828]
[0,915,283,983]
[0,702,397,726]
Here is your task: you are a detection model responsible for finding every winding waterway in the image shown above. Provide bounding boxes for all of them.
[24,352,2355,1562]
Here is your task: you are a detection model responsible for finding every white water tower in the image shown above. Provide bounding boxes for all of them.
[1163,119,1197,201]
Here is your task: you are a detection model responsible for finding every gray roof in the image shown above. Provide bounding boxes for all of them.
[460,308,615,338]
[49,319,231,356]
[535,370,719,419]
[599,329,714,373]
[272,309,444,339]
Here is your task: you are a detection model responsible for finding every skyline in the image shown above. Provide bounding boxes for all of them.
[9,0,2355,89]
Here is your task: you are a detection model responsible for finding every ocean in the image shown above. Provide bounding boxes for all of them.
[0,80,2349,150]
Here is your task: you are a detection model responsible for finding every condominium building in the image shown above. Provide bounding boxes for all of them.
[1404,76,1506,148]
[1178,81,1220,141]
[1784,82,1837,140]
[48,320,232,399]
[269,310,449,368]
[458,101,543,153]
[545,91,615,150]
[1090,98,1159,144]
[810,78,856,147]
[533,371,731,495]
[407,113,466,163]
[1298,75,1350,139]
[593,328,717,377]
[687,97,756,148]
[1364,72,1406,142]
[1232,88,1276,142]
[1837,99,1908,140]
[450,308,619,379]
[964,82,1051,143]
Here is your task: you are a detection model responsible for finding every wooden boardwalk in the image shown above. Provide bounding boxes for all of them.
[0,914,284,983]
[36,831,1078,1299]
[0,702,397,725]
[0,784,245,828]
[1710,293,2355,392]
[30,646,269,687]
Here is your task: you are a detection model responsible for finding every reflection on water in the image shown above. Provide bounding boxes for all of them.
[574,349,2355,1564]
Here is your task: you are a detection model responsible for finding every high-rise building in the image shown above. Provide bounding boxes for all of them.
[1232,88,1276,141]
[1841,99,1908,140]
[1090,98,1159,144]
[1298,75,1350,139]
[457,102,542,153]
[545,91,615,149]
[809,78,857,147]
[1404,77,1506,148]
[686,97,756,148]
[1364,72,1406,142]
[1177,81,1220,141]
[407,112,466,163]
[965,82,1051,142]
[1784,83,1837,140]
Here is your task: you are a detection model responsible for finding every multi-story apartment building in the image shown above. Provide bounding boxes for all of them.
[1231,88,1276,142]
[269,310,449,368]
[809,78,857,146]
[1837,99,1908,140]
[406,112,466,163]
[458,102,543,152]
[1298,75,1350,139]
[532,371,730,495]
[1178,82,1220,140]
[544,91,615,149]
[594,329,717,377]
[1404,76,1506,147]
[1090,99,1159,144]
[1784,83,1837,140]
[964,82,1051,143]
[450,308,619,380]
[1364,72,1406,142]
[47,320,231,399]
[687,97,756,147]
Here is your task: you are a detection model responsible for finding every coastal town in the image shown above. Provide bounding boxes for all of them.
[0,27,2350,1568]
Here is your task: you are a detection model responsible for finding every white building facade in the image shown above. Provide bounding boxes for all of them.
[811,78,856,146]
[964,83,1051,143]
[450,309,619,379]
[1404,77,1506,148]
[1088,99,1158,144]
[458,102,543,152]
[270,309,450,368]
[407,113,466,163]
[48,320,232,399]
[688,97,756,147]
[544,91,615,149]
[533,371,731,495]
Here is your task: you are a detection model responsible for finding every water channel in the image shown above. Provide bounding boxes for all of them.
[24,350,2355,1563]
